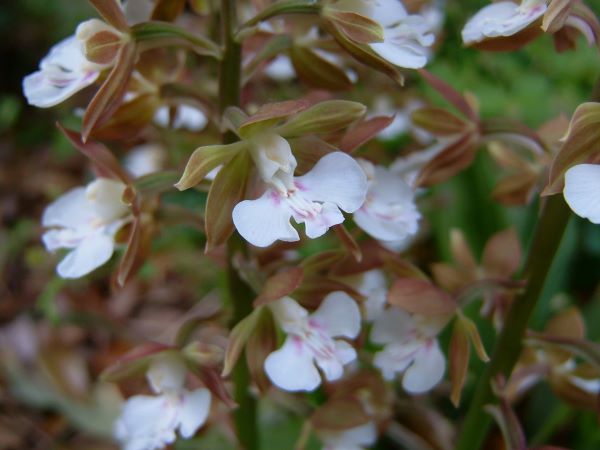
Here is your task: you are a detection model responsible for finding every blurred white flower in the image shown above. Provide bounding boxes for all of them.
[462,0,547,45]
[563,163,600,224]
[154,105,208,131]
[319,421,377,450]
[371,308,446,393]
[265,55,297,81]
[124,144,166,178]
[264,293,361,392]
[114,353,211,450]
[41,178,130,278]
[233,151,367,247]
[354,159,420,246]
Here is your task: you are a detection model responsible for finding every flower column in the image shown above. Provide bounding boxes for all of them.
[218,1,259,449]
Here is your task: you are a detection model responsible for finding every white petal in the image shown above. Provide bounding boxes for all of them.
[269,296,308,333]
[461,1,546,44]
[322,422,377,449]
[295,152,368,213]
[354,165,420,242]
[178,389,211,438]
[249,133,297,188]
[42,228,86,252]
[264,336,322,392]
[402,340,445,393]
[114,394,178,450]
[42,187,95,229]
[124,144,165,178]
[86,178,128,223]
[233,189,299,247]
[563,164,600,224]
[23,36,99,108]
[314,350,345,382]
[370,41,428,69]
[371,0,407,27]
[173,105,208,131]
[300,202,344,239]
[146,352,187,394]
[370,307,414,345]
[56,233,115,278]
[334,339,358,366]
[265,55,296,81]
[310,291,361,339]
[373,341,420,381]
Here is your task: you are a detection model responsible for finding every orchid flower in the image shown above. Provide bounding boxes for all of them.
[371,307,447,393]
[124,144,165,178]
[264,292,361,392]
[462,0,548,45]
[114,352,211,450]
[563,163,600,224]
[319,421,378,450]
[22,0,152,108]
[154,105,208,131]
[41,178,131,279]
[22,32,105,108]
[233,149,368,247]
[336,0,435,69]
[354,159,420,245]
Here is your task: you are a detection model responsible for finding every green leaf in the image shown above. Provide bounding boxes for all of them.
[82,41,136,142]
[290,46,354,91]
[274,100,366,138]
[544,102,600,195]
[176,142,246,190]
[131,21,221,59]
[205,150,252,251]
[322,9,384,44]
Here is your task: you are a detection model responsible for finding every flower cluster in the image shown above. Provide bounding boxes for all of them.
[17,0,600,449]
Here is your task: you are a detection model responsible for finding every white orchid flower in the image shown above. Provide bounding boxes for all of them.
[371,307,446,393]
[114,353,211,450]
[319,421,378,450]
[22,33,104,108]
[265,55,297,81]
[154,104,208,131]
[264,292,361,392]
[124,144,165,178]
[336,0,435,69]
[563,163,600,224]
[41,178,131,279]
[233,151,368,247]
[23,0,151,109]
[462,0,548,45]
[354,159,420,245]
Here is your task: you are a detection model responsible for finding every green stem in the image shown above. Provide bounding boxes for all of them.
[219,1,258,449]
[456,195,571,450]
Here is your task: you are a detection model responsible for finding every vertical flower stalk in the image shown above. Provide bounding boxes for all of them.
[219,1,258,449]
[456,77,600,450]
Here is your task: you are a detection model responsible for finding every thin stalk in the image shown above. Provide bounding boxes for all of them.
[456,76,600,450]
[219,1,258,449]
[456,195,571,450]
